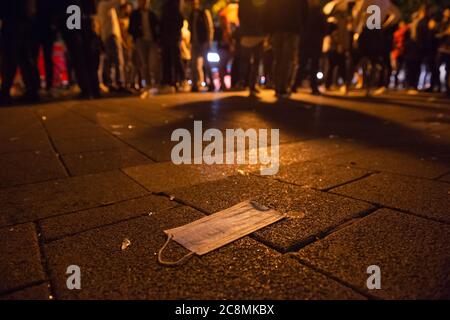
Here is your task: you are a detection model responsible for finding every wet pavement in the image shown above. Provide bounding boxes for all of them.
[0,89,449,299]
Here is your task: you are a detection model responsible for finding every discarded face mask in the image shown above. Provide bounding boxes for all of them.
[158,201,286,266]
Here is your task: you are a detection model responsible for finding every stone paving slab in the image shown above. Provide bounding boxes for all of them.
[327,148,450,179]
[37,105,104,122]
[46,126,109,141]
[0,171,148,227]
[295,209,450,299]
[44,206,363,300]
[40,114,98,129]
[124,137,177,162]
[0,283,50,300]
[40,195,177,241]
[0,108,43,132]
[36,105,84,120]
[332,173,450,223]
[169,175,374,252]
[102,122,157,140]
[52,135,127,155]
[123,162,238,193]
[62,148,152,176]
[0,149,67,188]
[0,122,47,139]
[0,223,46,294]
[270,160,371,190]
[276,138,363,166]
[0,135,51,154]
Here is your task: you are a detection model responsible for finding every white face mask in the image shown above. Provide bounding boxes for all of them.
[158,201,286,266]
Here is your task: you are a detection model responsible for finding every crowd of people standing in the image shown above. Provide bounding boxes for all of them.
[0,0,449,105]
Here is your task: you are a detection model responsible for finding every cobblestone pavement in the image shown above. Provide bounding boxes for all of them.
[0,90,449,300]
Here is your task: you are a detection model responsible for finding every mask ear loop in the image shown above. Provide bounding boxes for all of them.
[158,234,194,266]
[250,201,271,211]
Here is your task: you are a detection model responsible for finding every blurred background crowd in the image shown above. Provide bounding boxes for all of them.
[0,0,449,105]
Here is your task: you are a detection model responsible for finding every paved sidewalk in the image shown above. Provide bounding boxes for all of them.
[0,90,449,299]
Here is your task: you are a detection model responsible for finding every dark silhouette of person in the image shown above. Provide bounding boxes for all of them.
[1,0,40,104]
[238,0,266,96]
[294,0,326,95]
[263,0,308,98]
[160,0,183,89]
[56,0,100,99]
[33,0,57,92]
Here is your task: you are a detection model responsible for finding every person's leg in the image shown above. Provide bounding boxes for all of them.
[336,53,346,86]
[201,44,214,91]
[145,40,153,87]
[147,41,155,87]
[429,55,440,91]
[412,61,421,90]
[64,49,75,87]
[218,48,229,90]
[249,43,263,92]
[135,39,149,88]
[375,56,386,89]
[182,59,189,82]
[161,44,170,86]
[149,42,161,86]
[113,36,126,88]
[271,33,283,94]
[376,54,387,88]
[281,33,300,95]
[130,47,141,89]
[162,43,177,87]
[310,54,320,94]
[360,56,370,93]
[166,43,176,86]
[264,47,274,89]
[324,51,335,89]
[370,56,381,92]
[404,60,411,89]
[277,33,294,95]
[41,32,55,91]
[410,63,418,90]
[294,47,306,92]
[443,54,450,95]
[394,56,405,89]
[173,45,179,86]
[19,21,40,99]
[279,33,288,95]
[191,44,201,90]
[345,51,354,91]
[404,55,414,89]
[124,45,135,89]
[239,46,251,88]
[103,36,115,88]
[1,23,19,100]
[83,24,100,97]
[63,28,92,97]
[384,54,393,88]
[173,44,184,86]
